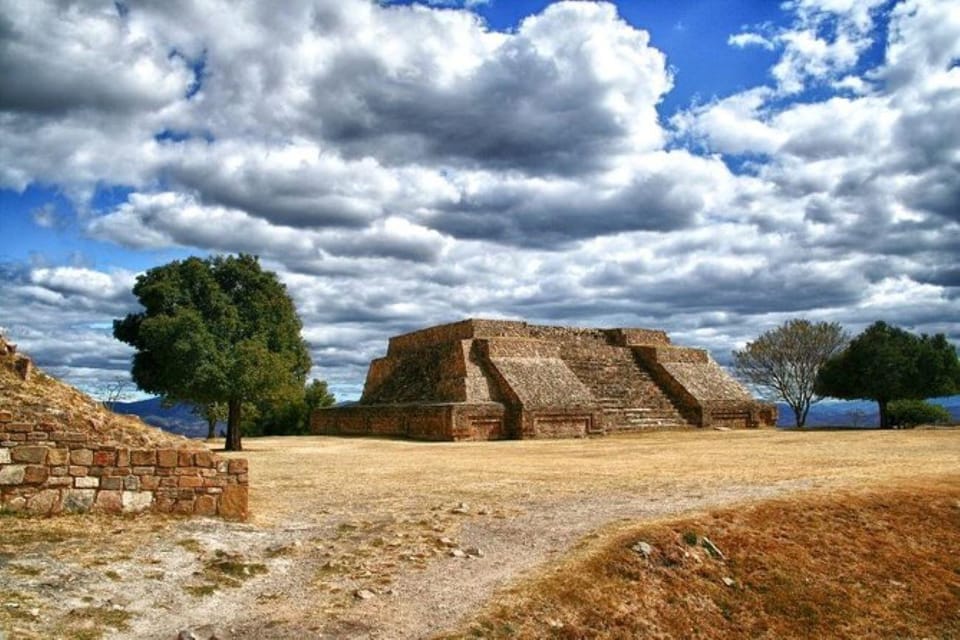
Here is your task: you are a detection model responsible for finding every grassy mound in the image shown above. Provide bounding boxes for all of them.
[448,479,960,639]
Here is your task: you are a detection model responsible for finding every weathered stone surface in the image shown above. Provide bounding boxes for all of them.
[12,446,48,464]
[23,465,49,484]
[122,490,153,513]
[219,484,248,519]
[130,449,156,466]
[0,447,10,464]
[62,489,96,513]
[47,448,69,465]
[157,448,178,468]
[92,450,116,466]
[70,449,93,465]
[74,476,99,489]
[94,490,123,513]
[26,489,61,515]
[194,494,217,516]
[0,465,26,485]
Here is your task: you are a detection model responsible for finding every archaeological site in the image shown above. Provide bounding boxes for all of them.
[312,319,776,440]
[0,335,248,518]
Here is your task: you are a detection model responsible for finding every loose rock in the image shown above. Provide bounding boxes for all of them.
[630,541,654,557]
[354,589,376,600]
[722,576,736,587]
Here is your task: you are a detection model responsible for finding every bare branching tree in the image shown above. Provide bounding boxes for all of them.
[733,319,848,428]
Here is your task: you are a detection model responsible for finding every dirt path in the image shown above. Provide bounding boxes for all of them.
[2,429,958,639]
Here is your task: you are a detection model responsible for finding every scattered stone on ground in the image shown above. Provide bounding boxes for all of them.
[631,541,654,557]
[701,536,725,560]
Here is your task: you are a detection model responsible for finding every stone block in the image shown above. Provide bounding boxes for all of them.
[0,465,26,485]
[178,450,194,466]
[194,450,214,468]
[45,476,72,487]
[69,465,89,477]
[174,499,195,515]
[159,477,178,488]
[0,447,9,464]
[74,476,99,489]
[26,489,61,515]
[93,450,116,466]
[122,491,153,513]
[47,448,70,465]
[156,448,178,468]
[49,465,68,476]
[62,489,96,513]
[93,490,123,513]
[0,411,12,422]
[100,476,123,491]
[124,475,140,491]
[218,484,248,519]
[5,423,33,433]
[132,466,155,475]
[194,494,217,516]
[70,449,93,465]
[140,475,159,491]
[227,459,248,474]
[23,465,49,484]
[130,449,155,466]
[179,475,203,488]
[115,447,130,467]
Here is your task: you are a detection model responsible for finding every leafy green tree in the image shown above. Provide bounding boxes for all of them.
[114,254,311,450]
[733,319,848,427]
[887,399,951,428]
[815,321,960,428]
[247,378,335,436]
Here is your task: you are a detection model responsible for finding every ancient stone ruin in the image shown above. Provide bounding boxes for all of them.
[0,334,248,518]
[312,319,776,440]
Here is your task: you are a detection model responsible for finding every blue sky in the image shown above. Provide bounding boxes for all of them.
[1,0,958,401]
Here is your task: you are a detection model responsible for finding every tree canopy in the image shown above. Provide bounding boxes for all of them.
[815,321,960,428]
[114,254,311,450]
[733,319,848,427]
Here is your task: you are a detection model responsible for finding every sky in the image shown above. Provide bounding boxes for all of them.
[1,0,958,402]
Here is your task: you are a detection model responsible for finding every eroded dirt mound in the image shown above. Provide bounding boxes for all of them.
[0,334,199,449]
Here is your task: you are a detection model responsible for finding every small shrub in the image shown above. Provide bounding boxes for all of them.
[888,400,951,427]
[682,531,699,546]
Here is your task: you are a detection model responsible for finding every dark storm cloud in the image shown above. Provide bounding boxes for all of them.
[427,169,704,247]
[313,39,632,175]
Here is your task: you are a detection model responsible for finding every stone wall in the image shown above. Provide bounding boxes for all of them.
[0,333,248,518]
[312,402,506,441]
[0,411,248,518]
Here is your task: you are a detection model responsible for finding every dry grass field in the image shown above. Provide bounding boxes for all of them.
[1,428,958,639]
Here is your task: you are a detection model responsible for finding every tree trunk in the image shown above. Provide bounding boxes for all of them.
[226,399,243,451]
[206,417,216,440]
[878,398,890,429]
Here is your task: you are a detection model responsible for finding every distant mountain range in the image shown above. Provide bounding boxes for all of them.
[111,397,214,439]
[113,395,960,438]
[775,395,960,428]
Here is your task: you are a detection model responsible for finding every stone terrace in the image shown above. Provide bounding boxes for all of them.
[313,319,776,441]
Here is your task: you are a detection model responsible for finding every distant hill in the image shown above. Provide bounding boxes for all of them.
[776,395,960,428]
[111,398,216,439]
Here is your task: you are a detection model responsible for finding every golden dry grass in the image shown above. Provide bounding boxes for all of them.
[240,429,960,524]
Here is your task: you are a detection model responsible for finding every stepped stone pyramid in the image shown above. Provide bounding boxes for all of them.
[312,319,776,440]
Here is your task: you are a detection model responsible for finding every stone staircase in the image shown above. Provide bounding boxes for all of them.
[563,346,694,431]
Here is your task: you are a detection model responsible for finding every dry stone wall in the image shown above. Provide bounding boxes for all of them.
[0,334,248,518]
[313,319,777,440]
